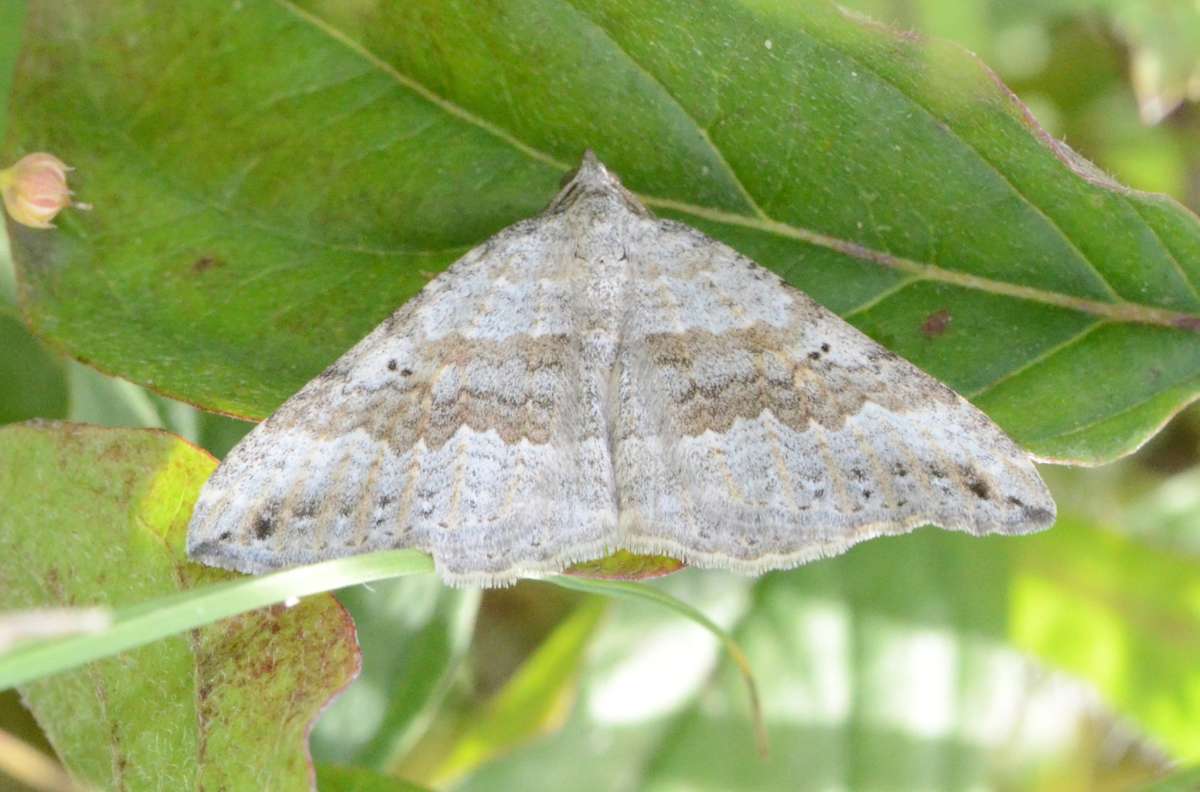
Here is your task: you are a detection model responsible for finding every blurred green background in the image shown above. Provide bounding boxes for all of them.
[2,1,1199,790]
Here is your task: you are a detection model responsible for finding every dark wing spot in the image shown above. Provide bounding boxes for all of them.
[1023,506,1055,525]
[966,477,991,500]
[808,351,821,360]
[253,515,276,540]
[387,359,398,371]
[294,500,319,519]
[217,531,232,542]
[400,367,413,376]
[820,343,830,353]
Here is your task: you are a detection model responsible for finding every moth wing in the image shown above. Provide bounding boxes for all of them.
[614,219,1055,571]
[187,220,619,586]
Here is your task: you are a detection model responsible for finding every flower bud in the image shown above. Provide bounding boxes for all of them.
[0,153,75,229]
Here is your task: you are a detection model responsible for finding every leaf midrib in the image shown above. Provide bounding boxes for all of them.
[565,0,1121,304]
[270,0,1200,340]
[547,0,769,220]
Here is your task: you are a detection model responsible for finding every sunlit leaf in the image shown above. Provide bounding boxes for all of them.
[0,422,373,789]
[1009,519,1200,761]
[459,525,1182,791]
[1140,766,1200,791]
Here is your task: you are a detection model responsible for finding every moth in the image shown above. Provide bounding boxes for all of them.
[187,153,1055,586]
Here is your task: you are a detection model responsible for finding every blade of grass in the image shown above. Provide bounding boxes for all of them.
[546,574,767,756]
[0,549,434,690]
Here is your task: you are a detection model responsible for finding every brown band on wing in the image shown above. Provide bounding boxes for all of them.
[269,322,962,451]
[274,333,581,449]
[637,326,959,436]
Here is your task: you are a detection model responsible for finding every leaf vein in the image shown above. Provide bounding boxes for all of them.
[1124,195,1200,303]
[272,0,569,172]
[1036,376,1200,446]
[642,197,1200,331]
[784,23,1123,302]
[966,321,1105,400]
[221,1,1200,333]
[841,277,920,318]
[557,0,770,220]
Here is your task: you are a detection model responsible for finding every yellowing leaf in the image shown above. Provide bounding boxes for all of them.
[0,423,360,790]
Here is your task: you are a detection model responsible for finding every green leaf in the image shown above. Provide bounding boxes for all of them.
[62,358,253,457]
[315,764,432,792]
[2,219,252,452]
[1140,766,1200,792]
[0,314,66,425]
[0,546,433,691]
[8,1,1200,464]
[1009,518,1200,761]
[0,0,24,145]
[0,422,422,789]
[0,144,66,427]
[429,596,608,787]
[311,578,480,769]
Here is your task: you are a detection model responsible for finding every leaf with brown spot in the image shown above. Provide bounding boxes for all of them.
[9,0,1200,464]
[921,308,953,338]
[0,422,360,791]
[190,255,224,274]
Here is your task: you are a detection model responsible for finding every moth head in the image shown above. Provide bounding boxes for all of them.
[546,150,651,218]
